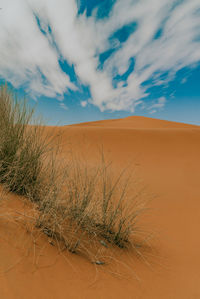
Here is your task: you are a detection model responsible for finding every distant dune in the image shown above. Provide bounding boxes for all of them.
[72,116,199,129]
[1,116,200,299]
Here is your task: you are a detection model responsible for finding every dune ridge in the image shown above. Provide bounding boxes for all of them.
[71,116,199,129]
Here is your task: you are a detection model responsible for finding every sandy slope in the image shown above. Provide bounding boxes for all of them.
[1,116,200,299]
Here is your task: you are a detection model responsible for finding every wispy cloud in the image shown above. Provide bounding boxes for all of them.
[0,0,200,112]
[148,97,166,113]
[59,102,68,110]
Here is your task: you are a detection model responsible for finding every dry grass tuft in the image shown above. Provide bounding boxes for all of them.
[0,83,147,264]
[36,155,147,263]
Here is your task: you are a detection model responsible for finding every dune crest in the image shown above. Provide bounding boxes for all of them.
[72,116,198,129]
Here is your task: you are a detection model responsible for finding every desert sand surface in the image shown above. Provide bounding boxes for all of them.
[1,116,200,299]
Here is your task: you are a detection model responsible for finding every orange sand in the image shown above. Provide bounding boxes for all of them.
[1,116,200,299]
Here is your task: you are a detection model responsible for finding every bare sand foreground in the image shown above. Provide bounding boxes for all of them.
[1,116,200,299]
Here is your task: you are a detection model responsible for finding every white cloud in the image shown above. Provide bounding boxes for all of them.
[80,100,87,108]
[151,97,166,109]
[0,0,200,112]
[181,77,187,84]
[0,0,76,97]
[59,102,68,110]
[148,97,166,113]
[149,109,157,114]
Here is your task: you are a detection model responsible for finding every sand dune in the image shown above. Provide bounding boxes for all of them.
[1,116,200,299]
[72,116,198,129]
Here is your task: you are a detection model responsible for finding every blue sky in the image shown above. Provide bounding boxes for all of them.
[0,0,200,125]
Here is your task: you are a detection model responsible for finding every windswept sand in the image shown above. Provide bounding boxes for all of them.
[1,116,200,299]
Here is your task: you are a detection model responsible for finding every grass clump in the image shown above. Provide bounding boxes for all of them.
[0,84,49,201]
[37,157,146,258]
[0,83,147,263]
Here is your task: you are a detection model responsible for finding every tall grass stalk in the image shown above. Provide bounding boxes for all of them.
[0,84,51,201]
